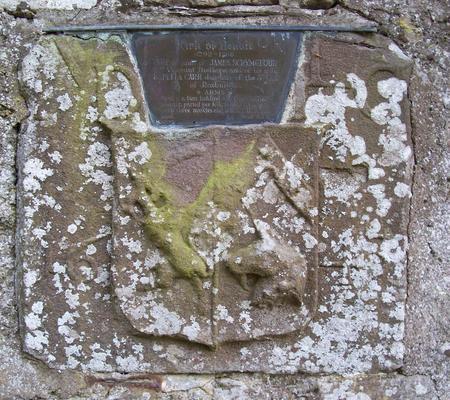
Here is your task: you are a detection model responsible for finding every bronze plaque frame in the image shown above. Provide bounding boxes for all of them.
[131,31,301,127]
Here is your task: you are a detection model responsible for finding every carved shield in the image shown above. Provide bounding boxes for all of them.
[110,123,319,346]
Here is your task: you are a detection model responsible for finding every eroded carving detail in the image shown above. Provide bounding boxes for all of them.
[107,119,319,345]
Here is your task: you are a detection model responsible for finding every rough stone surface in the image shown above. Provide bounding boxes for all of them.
[0,0,448,399]
[16,30,413,375]
[281,0,337,10]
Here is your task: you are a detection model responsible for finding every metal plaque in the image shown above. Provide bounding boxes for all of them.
[132,31,301,127]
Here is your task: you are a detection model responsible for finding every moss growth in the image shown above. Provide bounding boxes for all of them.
[135,138,256,280]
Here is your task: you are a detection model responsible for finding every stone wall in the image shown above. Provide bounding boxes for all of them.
[0,1,448,399]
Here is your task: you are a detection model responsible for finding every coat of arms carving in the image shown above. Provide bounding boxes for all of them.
[107,119,319,346]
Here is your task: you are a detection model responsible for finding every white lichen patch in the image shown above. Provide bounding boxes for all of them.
[20,43,59,93]
[58,311,81,344]
[128,142,151,165]
[1,0,97,11]
[32,221,51,248]
[78,142,113,201]
[215,305,234,324]
[147,304,183,335]
[181,318,201,341]
[321,169,365,205]
[23,158,54,193]
[84,343,113,371]
[113,137,151,176]
[379,235,407,266]
[56,93,73,111]
[367,184,392,217]
[322,379,372,400]
[303,232,318,249]
[191,203,234,269]
[49,151,62,164]
[394,182,412,198]
[371,78,411,167]
[217,211,231,222]
[305,73,410,184]
[24,301,44,331]
[23,270,39,297]
[64,289,80,309]
[268,256,404,374]
[23,294,49,354]
[86,244,97,255]
[239,302,253,334]
[305,73,368,162]
[366,219,381,240]
[85,105,98,123]
[103,72,137,120]
[24,329,49,352]
[67,223,77,234]
[120,235,142,254]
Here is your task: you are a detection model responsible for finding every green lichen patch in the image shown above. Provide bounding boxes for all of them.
[130,134,256,280]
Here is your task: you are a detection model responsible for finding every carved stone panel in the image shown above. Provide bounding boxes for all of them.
[17,32,413,374]
[109,122,319,346]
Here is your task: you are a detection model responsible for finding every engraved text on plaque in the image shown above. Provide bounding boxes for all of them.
[132,31,301,127]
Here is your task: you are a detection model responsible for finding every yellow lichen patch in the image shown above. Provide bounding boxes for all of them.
[397,17,422,42]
